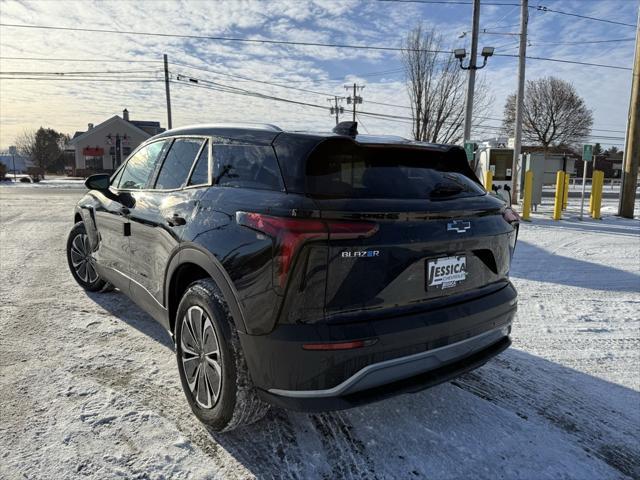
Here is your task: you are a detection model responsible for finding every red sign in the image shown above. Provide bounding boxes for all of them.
[83,147,104,156]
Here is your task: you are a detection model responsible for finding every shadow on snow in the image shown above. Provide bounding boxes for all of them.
[85,289,640,480]
[511,240,640,292]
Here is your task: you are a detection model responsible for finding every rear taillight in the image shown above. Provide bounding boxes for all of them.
[236,212,378,289]
[503,207,520,224]
[502,207,520,254]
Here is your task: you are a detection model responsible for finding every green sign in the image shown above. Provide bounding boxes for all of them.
[583,144,593,162]
[464,142,475,162]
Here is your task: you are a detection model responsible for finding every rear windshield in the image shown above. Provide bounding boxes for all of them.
[305,139,485,199]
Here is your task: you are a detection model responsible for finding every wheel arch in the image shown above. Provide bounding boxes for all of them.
[165,244,248,336]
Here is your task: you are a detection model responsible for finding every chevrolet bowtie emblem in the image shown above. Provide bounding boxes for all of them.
[447,220,471,233]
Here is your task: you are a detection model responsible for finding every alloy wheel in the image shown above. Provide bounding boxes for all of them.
[69,233,99,284]
[180,306,222,409]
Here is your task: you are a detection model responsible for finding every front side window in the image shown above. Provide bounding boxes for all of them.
[118,140,169,190]
[213,145,283,191]
[155,138,204,190]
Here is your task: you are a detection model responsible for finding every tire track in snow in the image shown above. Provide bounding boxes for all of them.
[453,353,640,479]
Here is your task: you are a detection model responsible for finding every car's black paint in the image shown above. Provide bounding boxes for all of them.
[73,123,518,411]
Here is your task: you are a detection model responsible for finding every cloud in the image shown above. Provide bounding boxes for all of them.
[0,0,636,149]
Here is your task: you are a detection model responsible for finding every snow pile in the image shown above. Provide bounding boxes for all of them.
[0,188,638,479]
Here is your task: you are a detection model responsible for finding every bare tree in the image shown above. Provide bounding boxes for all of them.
[14,127,67,179]
[402,24,491,145]
[503,76,593,157]
[14,129,36,160]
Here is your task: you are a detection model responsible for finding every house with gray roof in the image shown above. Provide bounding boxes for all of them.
[68,109,164,173]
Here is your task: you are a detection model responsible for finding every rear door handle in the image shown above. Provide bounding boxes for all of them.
[165,214,186,227]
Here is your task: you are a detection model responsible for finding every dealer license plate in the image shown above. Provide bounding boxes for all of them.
[426,255,467,290]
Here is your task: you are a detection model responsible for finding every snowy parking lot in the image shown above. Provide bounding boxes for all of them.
[0,186,638,480]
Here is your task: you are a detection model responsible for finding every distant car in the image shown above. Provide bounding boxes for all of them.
[67,122,519,432]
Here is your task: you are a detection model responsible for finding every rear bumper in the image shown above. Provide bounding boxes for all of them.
[238,281,516,412]
[259,335,511,412]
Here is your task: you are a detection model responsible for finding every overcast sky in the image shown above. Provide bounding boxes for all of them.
[0,0,637,150]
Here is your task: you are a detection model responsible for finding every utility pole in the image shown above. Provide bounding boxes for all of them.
[328,96,344,125]
[463,0,481,142]
[619,12,639,218]
[345,83,364,122]
[510,0,528,204]
[163,54,173,130]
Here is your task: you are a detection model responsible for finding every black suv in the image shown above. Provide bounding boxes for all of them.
[67,122,518,432]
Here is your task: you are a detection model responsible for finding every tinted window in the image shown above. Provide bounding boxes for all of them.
[118,141,168,190]
[305,140,484,199]
[155,138,204,189]
[213,145,283,191]
[188,140,209,186]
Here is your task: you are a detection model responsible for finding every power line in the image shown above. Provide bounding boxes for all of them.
[2,23,631,72]
[172,72,490,130]
[533,5,637,28]
[174,63,414,112]
[171,61,334,97]
[493,53,632,71]
[171,77,331,111]
[5,65,624,134]
[0,77,161,82]
[0,56,162,63]
[0,23,449,54]
[529,37,636,46]
[377,0,519,4]
[377,0,637,27]
[0,69,159,75]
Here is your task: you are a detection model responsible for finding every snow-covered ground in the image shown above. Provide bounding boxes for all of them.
[1,175,86,188]
[0,187,638,480]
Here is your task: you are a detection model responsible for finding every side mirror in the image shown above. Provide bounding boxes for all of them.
[85,173,111,191]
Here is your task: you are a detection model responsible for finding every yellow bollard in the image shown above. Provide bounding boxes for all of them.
[591,171,598,219]
[553,170,564,220]
[484,170,493,192]
[589,170,597,215]
[522,170,533,221]
[592,170,604,220]
[589,172,597,214]
[563,172,570,210]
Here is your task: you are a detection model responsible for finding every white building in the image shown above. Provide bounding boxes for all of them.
[0,146,32,173]
[68,109,164,173]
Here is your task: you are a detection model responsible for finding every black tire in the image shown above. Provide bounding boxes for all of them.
[66,222,107,292]
[175,278,269,432]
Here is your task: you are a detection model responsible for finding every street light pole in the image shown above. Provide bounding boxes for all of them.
[463,0,481,142]
[510,0,528,205]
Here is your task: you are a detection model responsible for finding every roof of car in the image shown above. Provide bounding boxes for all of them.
[153,123,454,151]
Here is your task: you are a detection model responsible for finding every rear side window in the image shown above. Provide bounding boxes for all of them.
[155,138,204,190]
[305,140,484,199]
[118,140,169,190]
[213,145,283,191]
[188,140,209,186]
